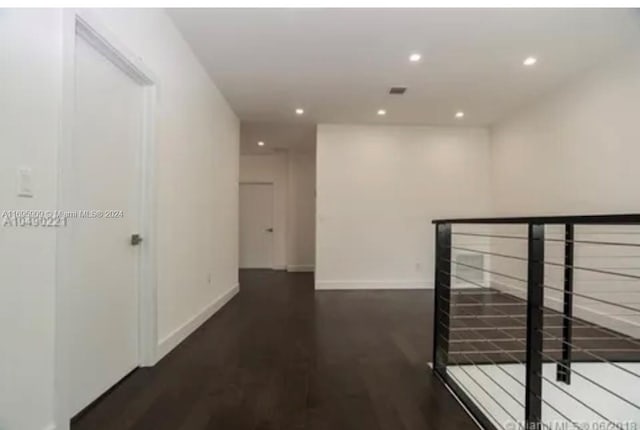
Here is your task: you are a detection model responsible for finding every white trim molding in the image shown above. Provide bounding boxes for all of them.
[286,265,315,272]
[156,284,240,360]
[315,280,432,290]
[56,10,158,430]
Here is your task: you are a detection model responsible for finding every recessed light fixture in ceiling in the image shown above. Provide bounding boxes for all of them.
[523,56,537,66]
[455,111,464,119]
[257,141,265,146]
[295,108,304,115]
[409,53,422,62]
[377,109,387,116]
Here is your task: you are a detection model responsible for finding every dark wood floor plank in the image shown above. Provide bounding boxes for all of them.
[72,269,478,430]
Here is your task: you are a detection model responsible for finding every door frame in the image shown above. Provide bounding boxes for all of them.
[56,10,158,429]
[239,181,277,269]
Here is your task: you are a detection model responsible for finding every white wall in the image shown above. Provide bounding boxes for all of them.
[287,151,316,271]
[0,9,61,430]
[490,48,640,337]
[315,124,492,290]
[491,49,640,217]
[92,9,240,358]
[0,9,239,430]
[239,150,316,271]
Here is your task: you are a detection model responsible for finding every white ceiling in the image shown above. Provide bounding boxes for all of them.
[169,8,640,127]
[240,122,316,154]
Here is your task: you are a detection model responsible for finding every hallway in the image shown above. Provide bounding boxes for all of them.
[72,270,477,430]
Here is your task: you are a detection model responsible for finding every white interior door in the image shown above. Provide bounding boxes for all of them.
[67,32,144,415]
[239,183,275,268]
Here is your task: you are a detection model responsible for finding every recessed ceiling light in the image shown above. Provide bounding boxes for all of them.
[523,56,537,66]
[377,109,386,116]
[409,53,422,62]
[257,141,265,146]
[295,108,304,115]
[455,111,464,119]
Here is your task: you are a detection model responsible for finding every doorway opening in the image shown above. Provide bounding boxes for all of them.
[239,183,276,269]
[57,11,158,427]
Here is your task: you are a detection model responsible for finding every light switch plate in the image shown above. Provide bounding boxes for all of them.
[17,167,34,198]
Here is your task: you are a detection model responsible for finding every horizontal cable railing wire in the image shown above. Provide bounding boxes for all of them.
[432,214,640,430]
[448,264,640,346]
[442,281,640,412]
[452,231,640,248]
[542,283,640,315]
[447,256,640,314]
[445,368,513,430]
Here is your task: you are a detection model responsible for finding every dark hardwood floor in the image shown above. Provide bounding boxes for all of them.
[447,289,640,364]
[72,269,478,430]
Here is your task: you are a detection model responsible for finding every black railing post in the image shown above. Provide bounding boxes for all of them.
[557,223,574,384]
[526,223,545,429]
[433,223,452,376]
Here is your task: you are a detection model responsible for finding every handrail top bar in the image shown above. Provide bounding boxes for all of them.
[432,213,640,225]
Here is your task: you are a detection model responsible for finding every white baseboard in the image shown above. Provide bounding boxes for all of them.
[286,265,314,272]
[272,265,286,270]
[156,283,239,360]
[315,280,432,290]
